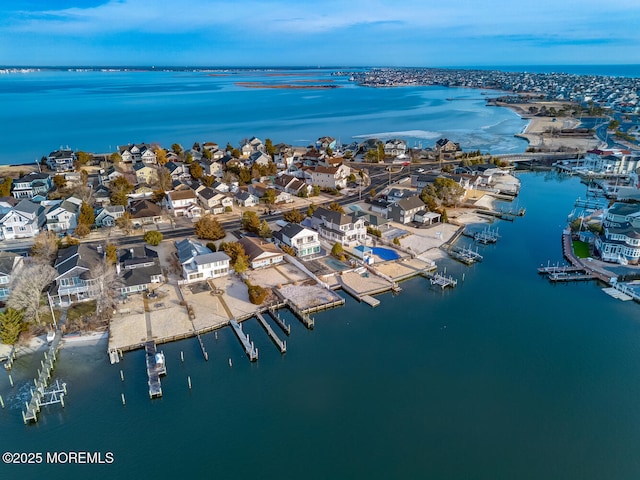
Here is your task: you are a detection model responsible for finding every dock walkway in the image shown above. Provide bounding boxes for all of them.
[256,313,286,353]
[267,305,291,335]
[230,319,258,361]
[145,341,166,399]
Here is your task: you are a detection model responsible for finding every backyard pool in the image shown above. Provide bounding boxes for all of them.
[371,247,400,261]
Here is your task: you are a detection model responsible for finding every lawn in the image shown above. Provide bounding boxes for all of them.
[572,240,590,258]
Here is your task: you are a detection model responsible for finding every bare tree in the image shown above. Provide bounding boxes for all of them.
[7,262,57,325]
[30,231,59,264]
[88,261,123,319]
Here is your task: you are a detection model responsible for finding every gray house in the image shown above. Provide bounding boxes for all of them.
[387,195,426,224]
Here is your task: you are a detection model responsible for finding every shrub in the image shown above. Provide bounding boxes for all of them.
[144,230,164,246]
[246,282,268,305]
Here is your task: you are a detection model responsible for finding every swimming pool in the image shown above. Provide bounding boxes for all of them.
[371,247,400,260]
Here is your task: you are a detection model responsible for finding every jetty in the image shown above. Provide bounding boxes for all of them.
[230,319,258,361]
[22,330,65,423]
[256,312,286,353]
[145,341,166,399]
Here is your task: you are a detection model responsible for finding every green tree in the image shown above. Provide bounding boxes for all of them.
[265,138,275,157]
[242,211,261,234]
[110,152,122,164]
[344,150,353,160]
[201,175,215,187]
[115,212,133,234]
[110,176,134,206]
[312,185,321,196]
[331,242,345,260]
[259,220,272,239]
[189,162,203,179]
[326,146,333,156]
[202,148,212,160]
[247,282,268,304]
[144,230,164,246]
[195,214,226,240]
[78,201,95,227]
[0,177,12,197]
[307,203,317,217]
[0,308,24,345]
[172,143,183,155]
[283,208,304,224]
[76,151,93,166]
[233,254,249,274]
[53,175,66,190]
[328,202,344,214]
[369,188,376,197]
[105,244,118,265]
[262,188,276,205]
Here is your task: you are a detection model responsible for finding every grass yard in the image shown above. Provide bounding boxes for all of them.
[572,240,590,258]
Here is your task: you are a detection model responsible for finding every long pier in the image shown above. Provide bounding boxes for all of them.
[230,319,258,361]
[145,341,166,399]
[22,331,64,423]
[256,313,286,353]
[267,306,291,335]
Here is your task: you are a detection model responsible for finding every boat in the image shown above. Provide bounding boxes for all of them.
[46,331,55,344]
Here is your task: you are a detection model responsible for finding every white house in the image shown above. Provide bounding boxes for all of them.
[0,199,46,240]
[273,223,321,258]
[166,190,201,217]
[0,252,24,301]
[11,172,52,199]
[596,222,640,265]
[175,239,230,283]
[235,191,259,207]
[95,205,125,227]
[238,236,284,269]
[45,196,83,234]
[310,164,350,190]
[119,144,157,164]
[47,149,76,172]
[310,207,366,247]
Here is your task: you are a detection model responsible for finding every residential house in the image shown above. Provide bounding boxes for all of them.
[199,159,223,177]
[273,223,321,258]
[248,151,271,167]
[583,149,640,175]
[133,163,159,185]
[45,196,83,234]
[241,137,265,157]
[175,238,230,283]
[129,199,163,225]
[118,246,164,295]
[0,252,24,302]
[316,136,336,152]
[95,205,125,227]
[11,172,52,199]
[47,149,76,172]
[274,174,311,197]
[0,197,19,216]
[235,191,259,207]
[0,199,46,240]
[604,202,640,228]
[435,138,461,159]
[310,207,367,247]
[164,161,190,181]
[166,190,201,217]
[596,222,640,265]
[238,236,284,269]
[50,244,103,306]
[387,195,426,224]
[310,164,350,190]
[197,187,232,213]
[384,139,408,157]
[119,144,157,164]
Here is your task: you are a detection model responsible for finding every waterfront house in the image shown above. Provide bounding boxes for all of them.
[386,195,426,224]
[11,172,52,199]
[435,138,461,156]
[51,244,103,306]
[238,236,284,269]
[272,223,321,258]
[117,246,163,295]
[604,202,640,228]
[46,149,77,172]
[310,207,367,247]
[595,222,640,265]
[129,199,163,226]
[175,238,230,283]
[583,149,640,175]
[166,189,200,217]
[0,252,24,302]
[310,164,350,190]
[45,196,83,234]
[119,144,157,164]
[0,199,46,240]
[94,205,125,227]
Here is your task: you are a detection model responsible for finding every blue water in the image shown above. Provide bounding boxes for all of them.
[372,247,400,260]
[0,69,528,164]
[2,173,640,480]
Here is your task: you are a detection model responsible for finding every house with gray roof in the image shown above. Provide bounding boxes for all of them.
[45,196,83,234]
[11,172,52,199]
[175,238,230,283]
[273,223,321,258]
[596,221,640,265]
[0,199,46,240]
[117,246,163,295]
[310,207,366,247]
[387,195,426,224]
[50,244,103,305]
[47,149,76,172]
[0,252,24,302]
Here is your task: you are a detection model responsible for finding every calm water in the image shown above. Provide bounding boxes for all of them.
[1,172,639,480]
[0,69,528,164]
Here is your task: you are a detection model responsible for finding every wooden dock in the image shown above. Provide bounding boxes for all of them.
[361,295,380,307]
[538,264,585,274]
[230,319,258,361]
[286,300,315,330]
[429,272,458,289]
[548,271,595,282]
[22,331,64,423]
[145,341,166,399]
[256,313,286,353]
[267,306,291,335]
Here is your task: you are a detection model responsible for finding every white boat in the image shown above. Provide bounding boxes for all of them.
[46,331,55,344]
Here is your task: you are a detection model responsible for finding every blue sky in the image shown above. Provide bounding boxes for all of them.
[1,0,639,67]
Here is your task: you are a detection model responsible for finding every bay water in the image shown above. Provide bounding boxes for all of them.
[1,172,639,479]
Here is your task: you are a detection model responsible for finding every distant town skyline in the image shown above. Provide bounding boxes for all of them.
[1,0,639,67]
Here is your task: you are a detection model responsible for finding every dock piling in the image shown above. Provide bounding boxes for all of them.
[180,351,184,363]
[120,370,124,382]
[0,395,4,409]
[121,393,126,406]
[8,374,13,387]
[188,376,192,390]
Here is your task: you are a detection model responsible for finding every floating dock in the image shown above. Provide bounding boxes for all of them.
[256,313,286,353]
[230,319,258,361]
[602,287,632,301]
[145,341,166,399]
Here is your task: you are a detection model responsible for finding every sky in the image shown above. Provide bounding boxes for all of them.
[1,0,639,67]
